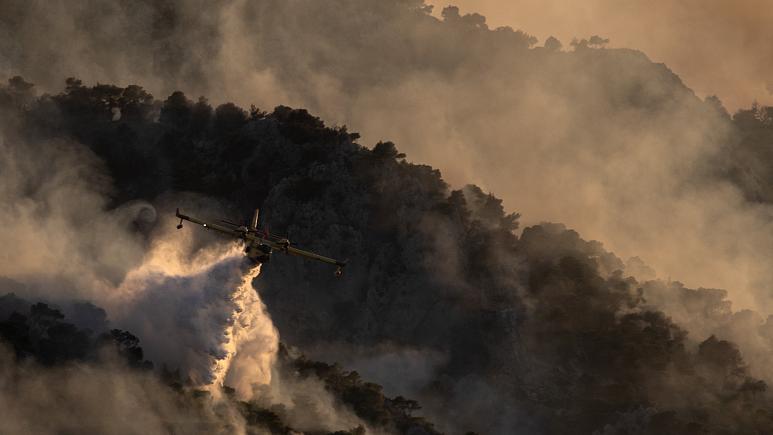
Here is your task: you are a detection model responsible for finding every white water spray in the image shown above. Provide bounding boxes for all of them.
[106,232,279,400]
[211,263,279,399]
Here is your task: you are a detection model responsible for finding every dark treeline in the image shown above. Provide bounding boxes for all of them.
[0,292,149,368]
[2,1,773,433]
[720,102,773,203]
[0,290,438,435]
[3,76,773,433]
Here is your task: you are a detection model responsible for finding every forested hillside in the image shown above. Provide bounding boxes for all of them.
[2,76,773,433]
[3,1,773,433]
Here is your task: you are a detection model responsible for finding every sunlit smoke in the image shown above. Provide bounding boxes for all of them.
[107,229,279,397]
[423,0,773,112]
[212,263,280,400]
[5,0,773,314]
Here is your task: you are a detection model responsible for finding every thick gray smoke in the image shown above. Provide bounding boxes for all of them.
[7,75,773,433]
[3,0,772,318]
[0,128,257,390]
[109,249,277,393]
[425,0,773,111]
[0,347,237,435]
[0,136,249,432]
[0,135,151,301]
[0,117,369,432]
[5,1,773,433]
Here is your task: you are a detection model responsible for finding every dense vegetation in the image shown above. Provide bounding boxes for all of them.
[0,290,438,434]
[720,102,773,203]
[0,292,149,368]
[2,74,773,433]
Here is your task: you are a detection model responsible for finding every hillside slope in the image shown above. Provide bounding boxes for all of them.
[2,78,773,433]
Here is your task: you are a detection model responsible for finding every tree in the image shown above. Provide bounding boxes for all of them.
[588,35,610,48]
[160,91,193,129]
[8,76,33,93]
[571,35,610,50]
[390,396,421,415]
[441,6,488,30]
[101,329,153,369]
[213,103,248,135]
[544,36,563,51]
[441,6,461,22]
[372,141,406,159]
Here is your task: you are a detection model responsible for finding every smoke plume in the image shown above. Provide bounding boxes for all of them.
[425,0,773,111]
[4,2,773,433]
[2,0,772,317]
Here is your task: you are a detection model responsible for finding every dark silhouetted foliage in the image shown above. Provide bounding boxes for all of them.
[3,74,773,433]
[0,296,152,368]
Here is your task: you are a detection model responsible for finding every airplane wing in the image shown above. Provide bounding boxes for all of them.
[176,209,242,238]
[285,245,347,274]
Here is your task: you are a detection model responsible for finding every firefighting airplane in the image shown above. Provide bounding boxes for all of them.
[175,208,346,277]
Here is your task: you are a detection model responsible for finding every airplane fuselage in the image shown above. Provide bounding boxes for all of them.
[245,242,273,264]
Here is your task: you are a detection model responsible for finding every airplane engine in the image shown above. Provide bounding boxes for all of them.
[245,243,272,264]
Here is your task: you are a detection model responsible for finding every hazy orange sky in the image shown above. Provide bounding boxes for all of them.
[426,0,773,112]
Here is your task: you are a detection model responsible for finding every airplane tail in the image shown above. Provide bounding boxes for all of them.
[251,208,260,231]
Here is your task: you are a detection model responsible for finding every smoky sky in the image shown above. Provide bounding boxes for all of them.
[426,0,773,112]
[5,4,773,431]
[4,0,773,318]
[7,67,773,433]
